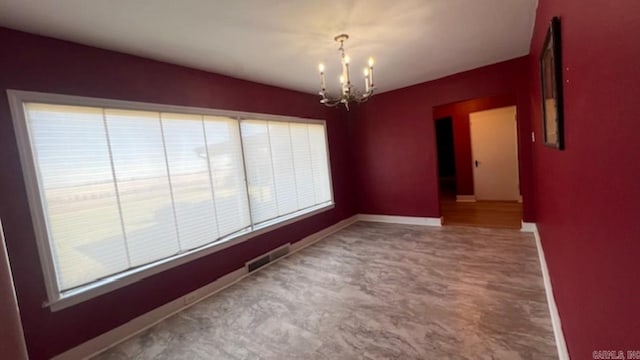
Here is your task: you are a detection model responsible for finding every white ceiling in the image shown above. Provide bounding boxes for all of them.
[0,0,537,95]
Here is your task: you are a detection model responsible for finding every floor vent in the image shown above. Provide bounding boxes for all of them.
[246,244,291,273]
[247,255,270,273]
[269,245,290,262]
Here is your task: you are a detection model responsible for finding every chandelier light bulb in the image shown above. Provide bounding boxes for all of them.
[364,68,369,76]
[368,58,375,67]
[318,63,325,73]
[344,55,350,64]
[339,75,345,84]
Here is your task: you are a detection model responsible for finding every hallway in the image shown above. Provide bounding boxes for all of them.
[439,179,523,229]
[441,198,523,229]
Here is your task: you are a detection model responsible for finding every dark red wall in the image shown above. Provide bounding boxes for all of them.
[433,95,517,196]
[528,1,640,358]
[0,27,356,359]
[351,58,534,220]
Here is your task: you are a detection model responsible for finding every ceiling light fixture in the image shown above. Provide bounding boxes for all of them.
[318,34,375,111]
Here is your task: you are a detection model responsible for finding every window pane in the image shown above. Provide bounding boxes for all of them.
[25,103,128,291]
[204,116,251,236]
[241,120,278,223]
[268,121,298,215]
[161,113,219,250]
[290,123,316,208]
[308,124,332,204]
[105,109,179,266]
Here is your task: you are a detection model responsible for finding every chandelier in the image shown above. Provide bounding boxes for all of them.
[318,34,375,110]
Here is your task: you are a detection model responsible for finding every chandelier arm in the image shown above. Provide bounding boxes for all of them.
[323,101,341,107]
[319,93,342,107]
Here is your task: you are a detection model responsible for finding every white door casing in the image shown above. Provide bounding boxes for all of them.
[469,106,520,201]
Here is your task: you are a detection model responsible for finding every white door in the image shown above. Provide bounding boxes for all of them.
[469,106,520,201]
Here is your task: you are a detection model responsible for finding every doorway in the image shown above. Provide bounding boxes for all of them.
[435,117,456,200]
[434,99,523,229]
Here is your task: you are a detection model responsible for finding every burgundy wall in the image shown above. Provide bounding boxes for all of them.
[0,27,356,359]
[528,1,640,358]
[351,58,534,220]
[433,95,517,196]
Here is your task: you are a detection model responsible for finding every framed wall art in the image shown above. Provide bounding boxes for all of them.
[540,16,564,149]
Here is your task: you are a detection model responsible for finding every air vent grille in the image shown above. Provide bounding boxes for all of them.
[269,246,290,262]
[245,244,291,273]
[247,255,270,273]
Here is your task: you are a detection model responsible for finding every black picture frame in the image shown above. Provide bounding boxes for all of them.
[540,16,564,149]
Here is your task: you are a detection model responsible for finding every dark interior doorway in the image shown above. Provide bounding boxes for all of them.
[435,117,456,200]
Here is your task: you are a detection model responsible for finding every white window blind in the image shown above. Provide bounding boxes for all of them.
[18,96,332,301]
[240,120,278,223]
[268,121,298,215]
[161,113,219,250]
[203,116,251,236]
[27,104,129,290]
[105,109,180,268]
[290,123,317,209]
[308,123,332,204]
[241,120,332,225]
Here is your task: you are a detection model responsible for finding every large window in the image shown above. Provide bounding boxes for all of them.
[8,91,333,309]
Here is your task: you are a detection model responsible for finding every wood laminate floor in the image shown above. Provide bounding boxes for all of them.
[438,178,523,229]
[441,199,523,229]
[95,222,557,360]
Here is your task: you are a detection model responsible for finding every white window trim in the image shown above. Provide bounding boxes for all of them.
[7,89,335,311]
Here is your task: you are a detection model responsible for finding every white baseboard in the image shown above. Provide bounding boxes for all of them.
[521,221,537,232]
[456,195,476,202]
[290,215,358,252]
[54,215,358,360]
[531,224,570,360]
[357,214,442,227]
